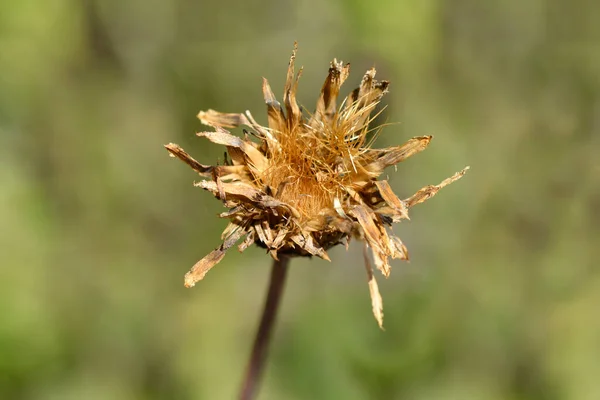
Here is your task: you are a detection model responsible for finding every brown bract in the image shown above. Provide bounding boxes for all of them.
[165,44,468,328]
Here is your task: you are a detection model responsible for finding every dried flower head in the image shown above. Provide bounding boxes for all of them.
[166,44,468,328]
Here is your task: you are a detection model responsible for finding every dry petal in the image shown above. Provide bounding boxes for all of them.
[311,60,351,127]
[405,166,470,208]
[197,129,268,174]
[283,42,302,128]
[197,109,250,128]
[184,224,246,287]
[165,143,214,177]
[364,244,384,329]
[375,180,409,220]
[238,231,255,252]
[368,136,432,172]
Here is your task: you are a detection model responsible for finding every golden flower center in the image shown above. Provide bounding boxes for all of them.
[264,148,341,221]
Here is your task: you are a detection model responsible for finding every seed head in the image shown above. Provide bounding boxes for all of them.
[166,44,468,328]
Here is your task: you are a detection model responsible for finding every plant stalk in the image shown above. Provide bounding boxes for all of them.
[239,256,290,400]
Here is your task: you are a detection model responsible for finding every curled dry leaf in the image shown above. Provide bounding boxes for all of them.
[166,43,468,328]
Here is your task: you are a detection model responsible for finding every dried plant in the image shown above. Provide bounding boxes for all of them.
[166,44,467,328]
[166,43,467,400]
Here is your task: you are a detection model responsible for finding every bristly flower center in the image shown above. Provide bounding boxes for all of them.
[165,43,469,328]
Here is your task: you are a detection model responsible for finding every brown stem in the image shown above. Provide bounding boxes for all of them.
[239,256,290,400]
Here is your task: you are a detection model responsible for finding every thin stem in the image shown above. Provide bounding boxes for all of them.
[239,256,290,400]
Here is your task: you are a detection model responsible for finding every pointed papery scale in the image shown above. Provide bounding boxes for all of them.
[184,223,247,288]
[363,244,384,328]
[375,180,409,221]
[404,167,470,208]
[283,42,302,129]
[310,59,351,128]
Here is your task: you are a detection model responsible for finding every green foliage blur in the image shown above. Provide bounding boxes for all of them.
[1,0,599,399]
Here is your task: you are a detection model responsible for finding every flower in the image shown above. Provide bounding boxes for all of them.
[165,44,468,328]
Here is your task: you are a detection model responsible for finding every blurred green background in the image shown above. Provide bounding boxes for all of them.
[1,0,599,399]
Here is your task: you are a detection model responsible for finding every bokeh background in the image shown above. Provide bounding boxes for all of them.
[2,0,599,399]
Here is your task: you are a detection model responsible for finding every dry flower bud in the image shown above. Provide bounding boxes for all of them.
[166,43,468,328]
